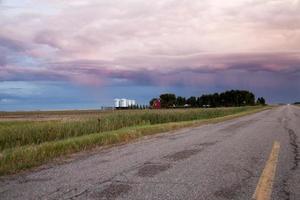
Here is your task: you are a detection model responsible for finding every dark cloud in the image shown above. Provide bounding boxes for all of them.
[0,66,67,82]
[0,53,7,66]
[2,51,300,91]
[0,36,26,52]
[0,35,33,67]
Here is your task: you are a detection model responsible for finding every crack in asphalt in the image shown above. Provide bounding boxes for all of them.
[18,176,52,183]
[47,187,83,200]
[164,141,217,162]
[219,118,258,133]
[85,160,171,199]
[281,179,291,200]
[37,163,141,199]
[282,127,299,200]
[90,182,132,200]
[136,163,171,177]
[68,189,89,199]
[287,128,299,171]
[164,149,202,161]
[280,117,299,200]
[213,167,255,199]
[87,144,210,199]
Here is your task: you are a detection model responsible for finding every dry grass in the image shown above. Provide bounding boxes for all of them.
[0,107,262,151]
[0,106,270,175]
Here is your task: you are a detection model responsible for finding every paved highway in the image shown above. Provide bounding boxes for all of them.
[0,105,299,200]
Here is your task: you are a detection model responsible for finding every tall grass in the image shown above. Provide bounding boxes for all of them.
[0,107,255,150]
[0,106,270,175]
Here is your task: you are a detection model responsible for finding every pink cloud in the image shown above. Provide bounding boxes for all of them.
[0,0,299,92]
[1,0,300,65]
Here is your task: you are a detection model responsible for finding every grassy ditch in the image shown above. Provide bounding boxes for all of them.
[0,106,270,175]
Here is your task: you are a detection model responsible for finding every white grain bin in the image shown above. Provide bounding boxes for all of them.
[131,100,136,106]
[120,98,128,108]
[114,99,120,108]
[128,100,133,106]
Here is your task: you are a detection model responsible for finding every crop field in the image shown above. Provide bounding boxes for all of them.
[0,109,111,121]
[0,106,269,175]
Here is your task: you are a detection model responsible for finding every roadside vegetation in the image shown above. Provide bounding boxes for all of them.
[0,106,270,175]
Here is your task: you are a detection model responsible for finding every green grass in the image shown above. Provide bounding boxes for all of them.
[0,106,270,175]
[0,107,262,151]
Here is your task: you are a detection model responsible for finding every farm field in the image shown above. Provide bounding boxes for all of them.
[0,109,110,121]
[0,106,269,175]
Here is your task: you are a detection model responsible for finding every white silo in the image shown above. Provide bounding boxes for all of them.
[128,100,133,106]
[120,98,128,108]
[125,99,130,107]
[131,100,136,106]
[114,99,120,108]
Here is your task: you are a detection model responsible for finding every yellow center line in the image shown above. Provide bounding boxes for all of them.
[252,141,280,200]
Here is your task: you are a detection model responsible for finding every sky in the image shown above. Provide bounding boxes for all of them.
[0,0,300,111]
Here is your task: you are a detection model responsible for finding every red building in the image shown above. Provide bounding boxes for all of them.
[152,99,161,109]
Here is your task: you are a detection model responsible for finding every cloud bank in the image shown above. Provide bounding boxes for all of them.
[1,0,300,107]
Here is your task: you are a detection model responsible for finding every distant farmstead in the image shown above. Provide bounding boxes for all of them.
[152,99,161,109]
[114,98,136,109]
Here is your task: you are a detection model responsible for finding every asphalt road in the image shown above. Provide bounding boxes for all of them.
[0,105,299,200]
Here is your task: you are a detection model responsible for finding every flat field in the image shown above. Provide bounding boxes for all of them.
[0,106,269,175]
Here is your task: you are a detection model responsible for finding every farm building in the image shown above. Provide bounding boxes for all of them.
[114,98,136,109]
[152,99,161,109]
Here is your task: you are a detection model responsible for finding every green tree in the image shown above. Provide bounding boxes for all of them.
[176,96,186,107]
[199,90,256,107]
[257,97,266,105]
[160,93,176,108]
[186,96,197,107]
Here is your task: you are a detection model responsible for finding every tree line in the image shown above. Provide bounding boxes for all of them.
[150,90,266,108]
